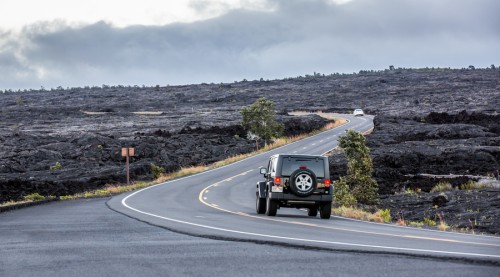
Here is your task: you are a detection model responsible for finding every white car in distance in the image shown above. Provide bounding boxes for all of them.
[353,109,365,116]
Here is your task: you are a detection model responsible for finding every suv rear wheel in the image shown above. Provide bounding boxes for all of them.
[319,202,332,219]
[308,207,318,217]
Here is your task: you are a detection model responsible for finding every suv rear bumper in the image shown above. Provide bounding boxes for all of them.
[268,192,332,203]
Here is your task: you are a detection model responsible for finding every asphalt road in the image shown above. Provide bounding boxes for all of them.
[1,114,499,276]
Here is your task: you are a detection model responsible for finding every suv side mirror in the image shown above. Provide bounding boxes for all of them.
[260,167,268,175]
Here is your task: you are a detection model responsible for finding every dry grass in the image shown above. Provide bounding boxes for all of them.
[0,199,28,207]
[60,165,213,200]
[363,128,374,135]
[212,153,249,168]
[324,119,348,129]
[396,212,407,226]
[333,206,453,232]
[0,194,56,207]
[436,213,449,231]
[156,165,208,183]
[437,221,449,231]
[396,218,407,226]
[60,182,152,200]
[332,206,391,223]
[459,180,489,190]
[430,181,453,192]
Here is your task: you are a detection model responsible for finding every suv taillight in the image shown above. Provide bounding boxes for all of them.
[324,179,331,188]
[274,177,281,184]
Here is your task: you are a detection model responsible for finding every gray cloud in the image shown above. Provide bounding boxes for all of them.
[1,0,499,90]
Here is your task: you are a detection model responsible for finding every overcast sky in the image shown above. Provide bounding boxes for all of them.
[1,0,499,90]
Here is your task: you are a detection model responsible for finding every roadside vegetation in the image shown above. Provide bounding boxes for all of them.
[330,130,393,225]
[332,206,391,223]
[241,97,284,148]
[396,213,449,231]
[0,193,57,208]
[49,162,63,171]
[334,129,379,206]
[430,181,453,192]
[424,180,490,192]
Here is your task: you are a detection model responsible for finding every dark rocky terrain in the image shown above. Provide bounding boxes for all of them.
[368,111,500,194]
[0,113,327,202]
[1,67,499,233]
[377,189,499,234]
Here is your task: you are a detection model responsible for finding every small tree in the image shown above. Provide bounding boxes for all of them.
[241,97,284,147]
[336,130,379,205]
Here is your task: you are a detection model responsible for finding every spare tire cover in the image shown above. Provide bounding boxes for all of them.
[289,168,317,197]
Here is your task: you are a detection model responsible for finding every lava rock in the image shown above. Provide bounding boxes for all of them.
[329,111,500,195]
[432,193,449,207]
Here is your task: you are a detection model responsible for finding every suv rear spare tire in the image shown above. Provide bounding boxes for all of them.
[289,168,317,197]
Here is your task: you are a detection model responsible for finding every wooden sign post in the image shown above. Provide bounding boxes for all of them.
[121,147,135,185]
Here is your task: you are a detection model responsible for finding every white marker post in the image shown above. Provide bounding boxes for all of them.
[121,147,135,185]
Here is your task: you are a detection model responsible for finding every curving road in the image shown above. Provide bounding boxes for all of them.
[2,114,499,276]
[109,114,500,261]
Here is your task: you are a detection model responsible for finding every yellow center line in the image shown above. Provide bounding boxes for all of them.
[290,221,319,227]
[198,174,500,248]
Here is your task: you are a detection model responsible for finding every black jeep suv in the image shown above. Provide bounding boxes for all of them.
[256,154,332,219]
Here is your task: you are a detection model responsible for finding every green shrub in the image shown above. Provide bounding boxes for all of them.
[352,176,379,205]
[408,221,424,228]
[423,217,437,226]
[378,209,392,223]
[150,163,165,179]
[24,193,45,202]
[430,181,453,192]
[333,178,357,207]
[50,162,63,171]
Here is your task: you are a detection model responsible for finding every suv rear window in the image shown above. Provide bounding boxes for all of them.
[281,157,325,178]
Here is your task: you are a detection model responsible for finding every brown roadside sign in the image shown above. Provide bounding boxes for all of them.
[121,147,135,157]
